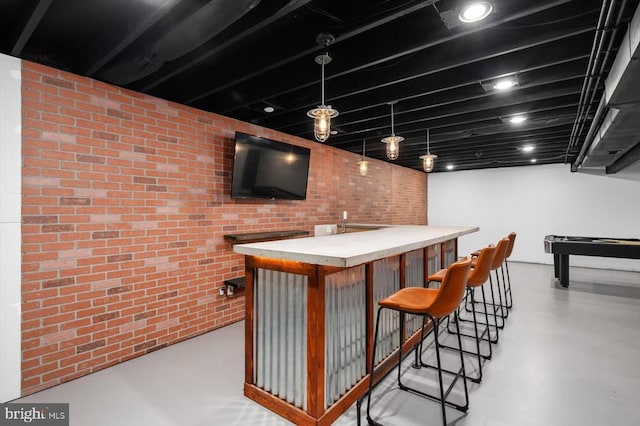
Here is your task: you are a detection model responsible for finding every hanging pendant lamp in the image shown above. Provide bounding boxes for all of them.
[420,128,438,172]
[381,102,404,160]
[307,52,339,142]
[356,139,369,176]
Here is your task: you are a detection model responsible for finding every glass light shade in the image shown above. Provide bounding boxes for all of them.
[307,106,339,142]
[382,135,403,160]
[420,153,438,172]
[357,159,369,176]
[459,2,493,22]
[493,78,516,90]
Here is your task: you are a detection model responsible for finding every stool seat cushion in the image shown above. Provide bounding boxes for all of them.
[379,287,438,315]
[427,268,446,282]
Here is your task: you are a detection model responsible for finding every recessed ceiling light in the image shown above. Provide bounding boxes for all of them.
[531,158,537,163]
[459,2,493,23]
[493,78,516,91]
[509,115,527,124]
[263,106,275,113]
[521,145,535,153]
[446,164,455,170]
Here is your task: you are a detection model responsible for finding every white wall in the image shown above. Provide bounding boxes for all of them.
[428,163,640,272]
[0,53,22,402]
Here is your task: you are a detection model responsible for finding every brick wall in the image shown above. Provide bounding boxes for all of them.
[19,60,427,396]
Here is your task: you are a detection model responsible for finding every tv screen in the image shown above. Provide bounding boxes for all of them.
[231,132,311,200]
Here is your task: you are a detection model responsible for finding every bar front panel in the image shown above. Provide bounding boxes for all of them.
[404,249,425,337]
[428,244,441,276]
[324,265,367,408]
[372,255,401,365]
[254,268,308,410]
[443,239,456,267]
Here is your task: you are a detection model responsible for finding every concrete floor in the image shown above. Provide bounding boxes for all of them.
[13,262,640,426]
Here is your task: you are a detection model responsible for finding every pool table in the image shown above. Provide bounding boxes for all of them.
[544,235,640,286]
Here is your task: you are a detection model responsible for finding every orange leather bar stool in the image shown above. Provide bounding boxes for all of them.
[466,237,510,341]
[471,234,515,316]
[503,232,517,309]
[428,245,497,383]
[360,258,472,426]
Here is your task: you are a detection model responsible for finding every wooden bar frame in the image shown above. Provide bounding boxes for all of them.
[243,240,459,425]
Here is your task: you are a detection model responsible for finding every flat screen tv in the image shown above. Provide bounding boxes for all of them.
[231,132,311,200]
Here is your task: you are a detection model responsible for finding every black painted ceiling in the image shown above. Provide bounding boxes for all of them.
[2,0,639,172]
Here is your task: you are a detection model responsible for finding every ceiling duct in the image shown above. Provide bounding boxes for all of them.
[100,0,262,85]
[576,2,640,172]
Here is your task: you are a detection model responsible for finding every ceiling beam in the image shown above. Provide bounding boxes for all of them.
[201,0,577,114]
[85,0,182,76]
[11,0,53,56]
[140,0,314,92]
[180,0,440,104]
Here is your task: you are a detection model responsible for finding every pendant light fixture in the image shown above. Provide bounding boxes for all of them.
[381,102,403,160]
[356,139,369,176]
[307,34,338,142]
[420,128,438,172]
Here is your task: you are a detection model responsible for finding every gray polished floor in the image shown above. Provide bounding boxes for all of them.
[14,262,640,425]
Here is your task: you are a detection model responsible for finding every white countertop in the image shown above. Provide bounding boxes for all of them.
[233,225,479,268]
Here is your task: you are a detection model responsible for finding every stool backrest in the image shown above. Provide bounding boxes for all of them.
[505,232,517,258]
[428,258,472,318]
[490,238,510,270]
[467,245,496,287]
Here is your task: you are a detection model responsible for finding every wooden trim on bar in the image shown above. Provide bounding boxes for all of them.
[244,383,317,426]
[365,262,374,374]
[244,262,255,385]
[454,238,459,260]
[399,252,407,343]
[246,255,317,275]
[423,246,429,287]
[306,267,325,418]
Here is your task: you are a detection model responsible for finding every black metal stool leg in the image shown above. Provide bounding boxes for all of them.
[433,318,448,425]
[468,289,482,382]
[499,265,510,317]
[453,309,470,410]
[504,260,513,308]
[480,286,495,356]
[439,288,486,382]
[365,308,385,426]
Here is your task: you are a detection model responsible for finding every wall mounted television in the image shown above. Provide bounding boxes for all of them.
[231,132,311,200]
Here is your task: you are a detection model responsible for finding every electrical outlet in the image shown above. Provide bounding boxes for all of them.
[219,287,226,296]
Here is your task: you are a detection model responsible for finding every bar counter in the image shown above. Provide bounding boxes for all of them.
[234,225,478,425]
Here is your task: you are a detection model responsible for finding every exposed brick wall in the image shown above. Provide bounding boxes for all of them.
[20,60,427,396]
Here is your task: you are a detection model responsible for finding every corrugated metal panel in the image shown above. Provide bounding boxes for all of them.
[254,269,307,410]
[325,266,367,407]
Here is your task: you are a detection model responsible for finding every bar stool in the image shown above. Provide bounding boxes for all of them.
[362,258,472,426]
[503,232,517,309]
[467,237,510,341]
[471,235,514,319]
[427,245,497,383]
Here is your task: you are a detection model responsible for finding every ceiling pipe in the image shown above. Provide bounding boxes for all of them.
[566,0,628,162]
[574,1,628,136]
[572,94,606,170]
[572,0,640,171]
[567,0,613,142]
